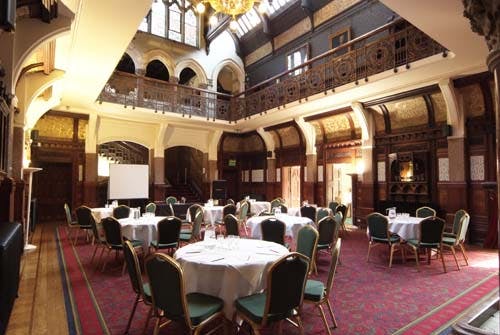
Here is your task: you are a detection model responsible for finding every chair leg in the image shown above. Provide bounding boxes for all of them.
[96,247,106,269]
[325,299,338,328]
[450,245,460,271]
[90,245,99,264]
[459,243,469,265]
[366,242,372,262]
[440,246,447,273]
[153,316,161,335]
[389,244,395,268]
[413,246,420,271]
[142,306,153,335]
[101,249,112,272]
[295,315,304,335]
[124,294,140,334]
[317,304,332,335]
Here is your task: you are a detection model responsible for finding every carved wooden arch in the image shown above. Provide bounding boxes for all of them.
[218,130,267,155]
[141,49,175,78]
[211,59,245,93]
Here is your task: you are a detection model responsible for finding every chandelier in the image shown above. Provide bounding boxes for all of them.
[195,0,270,30]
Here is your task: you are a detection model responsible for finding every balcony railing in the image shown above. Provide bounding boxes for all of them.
[98,18,446,122]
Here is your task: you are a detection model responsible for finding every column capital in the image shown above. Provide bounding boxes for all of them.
[463,0,500,52]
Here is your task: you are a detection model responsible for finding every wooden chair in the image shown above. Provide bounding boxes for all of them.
[145,202,156,214]
[406,216,446,272]
[74,206,95,245]
[150,217,181,255]
[113,205,131,219]
[296,225,319,275]
[63,203,79,244]
[366,212,404,268]
[261,218,286,247]
[442,212,470,270]
[223,214,240,237]
[415,206,436,218]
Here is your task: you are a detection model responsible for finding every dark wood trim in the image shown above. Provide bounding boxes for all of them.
[345,113,356,139]
[263,120,296,132]
[423,94,436,128]
[303,106,351,122]
[363,84,440,107]
[453,71,493,88]
[380,104,391,134]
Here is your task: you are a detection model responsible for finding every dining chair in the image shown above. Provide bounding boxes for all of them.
[145,202,156,214]
[165,196,177,205]
[406,216,446,272]
[89,215,107,268]
[328,201,339,214]
[215,204,236,233]
[415,206,436,218]
[233,252,309,335]
[315,216,339,274]
[223,214,240,237]
[316,207,331,225]
[101,216,143,274]
[185,203,203,224]
[64,203,79,244]
[113,205,131,219]
[296,225,319,275]
[277,204,288,214]
[150,216,181,255]
[304,239,341,335]
[145,253,225,335]
[442,211,470,270]
[180,209,203,243]
[444,209,468,238]
[366,212,404,268]
[238,200,250,236]
[335,204,348,235]
[123,240,152,334]
[74,206,95,245]
[270,198,283,210]
[261,218,287,247]
[227,198,235,205]
[300,205,317,222]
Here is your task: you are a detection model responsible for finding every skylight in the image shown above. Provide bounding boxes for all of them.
[234,0,294,37]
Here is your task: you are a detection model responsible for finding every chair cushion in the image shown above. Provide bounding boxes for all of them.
[180,233,192,241]
[109,239,143,250]
[443,232,456,238]
[407,239,440,248]
[186,292,223,326]
[442,236,457,245]
[181,229,192,234]
[235,293,290,325]
[304,279,325,302]
[316,243,330,250]
[150,240,178,249]
[142,283,152,303]
[372,234,400,244]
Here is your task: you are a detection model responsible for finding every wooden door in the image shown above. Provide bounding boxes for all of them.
[222,170,238,200]
[33,162,73,222]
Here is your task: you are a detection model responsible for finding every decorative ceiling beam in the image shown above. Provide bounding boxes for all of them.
[301,0,314,32]
[379,104,391,134]
[205,15,231,54]
[363,84,440,107]
[422,94,435,128]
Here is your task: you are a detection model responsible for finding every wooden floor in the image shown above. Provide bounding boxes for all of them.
[6,221,69,335]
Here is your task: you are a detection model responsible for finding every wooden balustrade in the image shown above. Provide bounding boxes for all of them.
[98,20,446,122]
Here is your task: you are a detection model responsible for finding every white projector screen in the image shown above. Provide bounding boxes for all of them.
[108,164,149,200]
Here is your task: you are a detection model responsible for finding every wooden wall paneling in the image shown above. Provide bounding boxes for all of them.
[354,181,374,227]
[469,182,489,244]
[316,182,325,207]
[437,182,468,228]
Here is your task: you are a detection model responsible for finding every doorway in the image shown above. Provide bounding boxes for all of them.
[33,162,73,222]
[282,166,301,207]
[326,163,353,220]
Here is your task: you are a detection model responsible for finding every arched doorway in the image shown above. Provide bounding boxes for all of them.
[165,146,204,202]
[145,60,170,81]
[217,65,240,94]
[179,67,198,86]
[116,53,135,74]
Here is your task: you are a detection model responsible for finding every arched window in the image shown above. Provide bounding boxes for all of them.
[139,0,199,47]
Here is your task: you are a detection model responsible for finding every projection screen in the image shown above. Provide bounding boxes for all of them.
[108,164,149,199]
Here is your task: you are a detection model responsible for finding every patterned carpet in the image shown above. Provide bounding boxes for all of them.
[56,226,499,335]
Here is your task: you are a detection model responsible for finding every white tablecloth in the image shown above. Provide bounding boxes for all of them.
[186,206,224,225]
[118,216,166,249]
[174,239,288,318]
[91,207,114,222]
[246,214,314,240]
[238,201,271,214]
[388,216,424,241]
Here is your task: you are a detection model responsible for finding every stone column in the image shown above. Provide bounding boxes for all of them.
[153,124,166,201]
[266,157,276,200]
[304,153,317,203]
[83,113,98,206]
[463,0,500,263]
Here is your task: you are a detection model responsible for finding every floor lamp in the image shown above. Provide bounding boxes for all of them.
[22,167,42,251]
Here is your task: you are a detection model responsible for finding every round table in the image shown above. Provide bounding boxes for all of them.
[186,206,224,225]
[246,214,314,241]
[387,216,424,240]
[118,215,166,249]
[174,239,289,318]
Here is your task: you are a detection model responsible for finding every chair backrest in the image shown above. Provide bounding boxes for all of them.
[222,204,237,217]
[75,205,94,228]
[270,198,282,209]
[300,206,316,222]
[296,225,319,263]
[316,207,331,224]
[335,204,347,223]
[261,218,286,246]
[324,238,342,296]
[227,199,235,205]
[157,217,182,245]
[453,209,468,235]
[123,240,146,296]
[264,253,309,324]
[166,196,178,205]
[238,201,249,220]
[259,210,273,216]
[328,202,339,214]
[224,214,239,236]
[113,205,130,219]
[64,203,74,226]
[278,204,288,214]
[187,204,203,222]
[419,216,445,245]
[145,202,156,214]
[333,211,343,240]
[366,212,390,240]
[317,216,336,246]
[101,216,124,246]
[456,212,470,243]
[416,206,436,218]
[145,253,190,327]
[192,209,203,239]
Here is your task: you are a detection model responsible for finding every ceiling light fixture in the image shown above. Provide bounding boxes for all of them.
[196,0,269,31]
